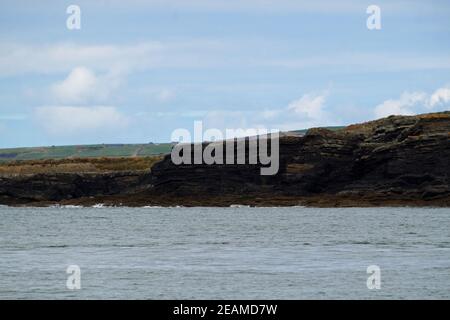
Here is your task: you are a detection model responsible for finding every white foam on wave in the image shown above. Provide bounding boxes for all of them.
[229,204,251,208]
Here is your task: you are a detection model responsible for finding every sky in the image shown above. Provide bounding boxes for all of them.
[0,0,450,148]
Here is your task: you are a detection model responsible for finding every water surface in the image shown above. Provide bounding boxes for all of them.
[0,206,449,299]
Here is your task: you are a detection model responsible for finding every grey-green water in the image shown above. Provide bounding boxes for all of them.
[0,206,449,299]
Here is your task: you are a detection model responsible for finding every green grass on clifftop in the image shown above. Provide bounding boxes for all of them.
[0,143,174,162]
[0,126,345,162]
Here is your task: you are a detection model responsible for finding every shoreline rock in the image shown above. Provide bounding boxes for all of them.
[1,112,449,208]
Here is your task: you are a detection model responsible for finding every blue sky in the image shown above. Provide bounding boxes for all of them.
[1,0,450,148]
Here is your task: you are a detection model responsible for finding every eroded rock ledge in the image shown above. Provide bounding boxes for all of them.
[1,112,449,207]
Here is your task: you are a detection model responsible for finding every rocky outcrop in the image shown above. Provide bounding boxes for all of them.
[1,112,449,207]
[148,112,450,204]
[0,171,153,205]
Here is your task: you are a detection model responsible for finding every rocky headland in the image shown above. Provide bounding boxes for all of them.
[1,112,449,207]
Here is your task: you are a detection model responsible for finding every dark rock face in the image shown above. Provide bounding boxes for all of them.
[0,172,153,205]
[280,115,450,199]
[150,139,279,196]
[150,112,450,204]
[0,112,449,206]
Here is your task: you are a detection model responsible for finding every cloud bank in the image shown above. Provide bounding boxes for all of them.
[374,85,450,118]
[50,67,121,104]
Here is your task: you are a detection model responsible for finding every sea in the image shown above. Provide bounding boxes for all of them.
[0,206,449,299]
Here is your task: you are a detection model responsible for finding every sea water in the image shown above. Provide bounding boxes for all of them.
[0,206,449,299]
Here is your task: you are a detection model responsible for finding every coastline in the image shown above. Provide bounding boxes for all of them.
[1,112,449,208]
[3,193,450,208]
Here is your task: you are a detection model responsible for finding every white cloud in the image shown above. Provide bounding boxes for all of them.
[374,92,427,118]
[0,41,228,76]
[0,42,159,76]
[276,92,338,130]
[287,93,327,120]
[199,92,336,134]
[429,86,450,108]
[374,85,450,118]
[35,106,129,135]
[3,41,450,78]
[50,67,120,104]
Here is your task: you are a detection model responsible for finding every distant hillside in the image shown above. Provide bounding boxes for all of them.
[0,143,174,162]
[0,126,344,162]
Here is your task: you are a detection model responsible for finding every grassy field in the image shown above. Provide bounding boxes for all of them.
[0,143,174,162]
[0,126,345,163]
[0,156,164,176]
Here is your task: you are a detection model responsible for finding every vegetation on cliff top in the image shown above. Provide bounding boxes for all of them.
[0,156,163,176]
[0,143,173,162]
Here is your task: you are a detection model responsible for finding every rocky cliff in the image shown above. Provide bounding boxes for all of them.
[1,112,449,207]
